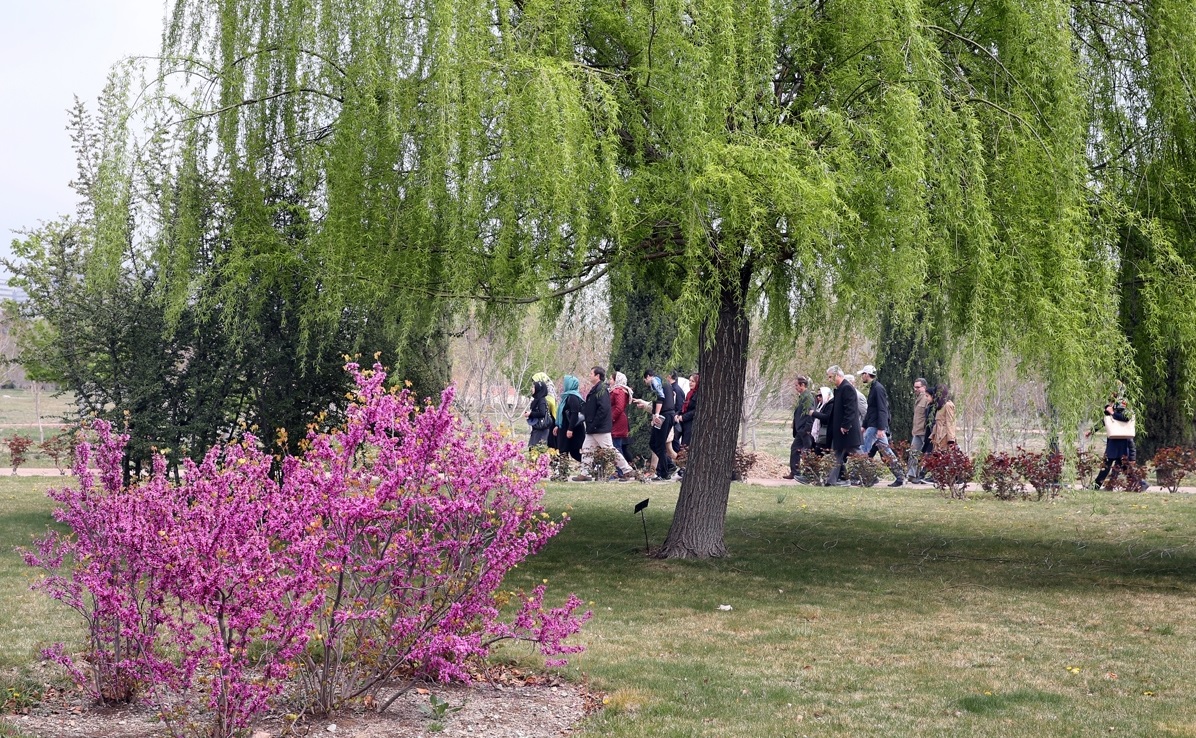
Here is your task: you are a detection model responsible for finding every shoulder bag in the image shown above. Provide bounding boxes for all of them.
[1103,415,1135,439]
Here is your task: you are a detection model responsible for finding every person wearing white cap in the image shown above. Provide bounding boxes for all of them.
[857,364,906,487]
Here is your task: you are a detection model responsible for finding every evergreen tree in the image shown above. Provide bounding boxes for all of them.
[610,284,685,465]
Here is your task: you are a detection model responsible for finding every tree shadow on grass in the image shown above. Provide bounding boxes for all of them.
[533,492,1196,598]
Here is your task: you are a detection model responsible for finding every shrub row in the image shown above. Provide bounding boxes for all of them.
[919,444,1196,500]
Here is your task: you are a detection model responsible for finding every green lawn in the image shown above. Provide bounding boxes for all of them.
[0,478,78,667]
[510,482,1196,737]
[0,390,73,428]
[3,476,1196,736]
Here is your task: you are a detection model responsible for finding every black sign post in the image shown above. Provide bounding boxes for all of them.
[633,498,650,553]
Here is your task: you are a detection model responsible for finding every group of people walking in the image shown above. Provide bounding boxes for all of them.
[526,367,699,481]
[526,359,1147,491]
[786,364,957,487]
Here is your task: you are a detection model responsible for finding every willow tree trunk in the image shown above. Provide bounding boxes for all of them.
[659,277,750,559]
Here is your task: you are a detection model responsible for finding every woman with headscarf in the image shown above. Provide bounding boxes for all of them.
[810,386,833,454]
[525,377,554,448]
[553,374,587,462]
[532,371,558,422]
[609,371,634,463]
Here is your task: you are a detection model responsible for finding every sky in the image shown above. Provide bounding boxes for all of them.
[0,0,165,276]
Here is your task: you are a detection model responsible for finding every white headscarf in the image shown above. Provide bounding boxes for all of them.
[611,371,632,399]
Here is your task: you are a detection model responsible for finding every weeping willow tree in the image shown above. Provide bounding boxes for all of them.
[1075,0,1196,455]
[132,0,1132,557]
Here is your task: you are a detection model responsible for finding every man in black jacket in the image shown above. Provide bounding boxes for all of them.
[669,370,688,455]
[858,365,906,487]
[812,365,860,486]
[575,366,635,481]
[785,375,815,480]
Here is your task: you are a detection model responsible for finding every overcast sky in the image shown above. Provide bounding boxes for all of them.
[0,0,165,275]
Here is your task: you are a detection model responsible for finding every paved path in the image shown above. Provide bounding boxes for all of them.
[742,476,1196,493]
[7,467,1194,494]
[2,467,72,477]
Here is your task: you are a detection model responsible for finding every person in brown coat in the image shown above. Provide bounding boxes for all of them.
[907,378,931,481]
[929,385,956,449]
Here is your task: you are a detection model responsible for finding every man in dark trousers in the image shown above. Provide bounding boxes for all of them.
[812,365,860,487]
[858,365,906,487]
[575,366,635,481]
[669,370,688,456]
[642,369,676,480]
[785,375,815,480]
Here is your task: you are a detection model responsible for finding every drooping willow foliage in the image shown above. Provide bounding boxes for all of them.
[1075,0,1196,451]
[140,0,1158,431]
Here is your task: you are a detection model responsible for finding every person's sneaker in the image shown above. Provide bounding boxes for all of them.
[888,478,904,487]
[570,474,593,482]
[794,475,810,484]
[1139,480,1150,492]
[828,480,850,487]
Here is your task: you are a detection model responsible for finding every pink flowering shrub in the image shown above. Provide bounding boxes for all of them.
[25,364,589,735]
[26,422,326,737]
[291,364,588,714]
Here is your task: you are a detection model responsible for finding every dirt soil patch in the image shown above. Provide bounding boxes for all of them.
[2,673,594,738]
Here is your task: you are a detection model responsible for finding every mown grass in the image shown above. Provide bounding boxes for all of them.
[0,479,78,667]
[504,481,1196,737]
[0,390,74,428]
[4,476,1196,736]
[0,390,74,469]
